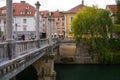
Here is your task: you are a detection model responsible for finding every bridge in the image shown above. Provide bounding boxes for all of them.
[0,38,59,80]
[0,1,79,80]
[0,1,59,80]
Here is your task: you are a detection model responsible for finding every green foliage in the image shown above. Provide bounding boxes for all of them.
[72,6,113,43]
[113,24,120,33]
[89,38,114,64]
[115,0,120,24]
[89,38,120,64]
[72,6,115,64]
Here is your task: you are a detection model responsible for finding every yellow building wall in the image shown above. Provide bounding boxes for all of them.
[65,13,75,38]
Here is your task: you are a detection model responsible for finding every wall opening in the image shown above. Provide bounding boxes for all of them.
[16,65,38,80]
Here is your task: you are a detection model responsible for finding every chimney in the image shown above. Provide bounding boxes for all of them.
[21,1,26,3]
[82,0,84,5]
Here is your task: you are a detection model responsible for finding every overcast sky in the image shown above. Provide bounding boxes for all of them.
[0,0,116,11]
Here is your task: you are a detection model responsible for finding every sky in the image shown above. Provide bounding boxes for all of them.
[0,0,116,11]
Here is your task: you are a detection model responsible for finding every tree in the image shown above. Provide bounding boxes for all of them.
[72,6,113,42]
[72,6,113,63]
[115,0,120,24]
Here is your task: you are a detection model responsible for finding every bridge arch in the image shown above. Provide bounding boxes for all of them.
[16,65,38,80]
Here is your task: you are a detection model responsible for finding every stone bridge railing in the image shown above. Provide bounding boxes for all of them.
[0,39,49,61]
[0,38,58,80]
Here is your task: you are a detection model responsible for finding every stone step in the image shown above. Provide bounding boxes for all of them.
[76,53,90,57]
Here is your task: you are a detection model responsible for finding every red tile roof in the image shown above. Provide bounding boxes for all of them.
[40,10,49,18]
[106,5,117,15]
[67,4,85,13]
[52,10,64,17]
[0,1,36,16]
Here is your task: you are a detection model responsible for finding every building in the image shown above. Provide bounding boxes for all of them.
[40,10,49,38]
[64,0,85,38]
[41,10,65,38]
[51,10,65,38]
[0,1,43,40]
[106,5,117,23]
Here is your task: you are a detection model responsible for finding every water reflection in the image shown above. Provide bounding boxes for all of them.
[55,64,120,80]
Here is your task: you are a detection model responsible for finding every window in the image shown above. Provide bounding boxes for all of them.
[29,11,32,14]
[70,16,73,22]
[26,11,32,14]
[23,19,27,23]
[56,22,60,27]
[57,29,60,33]
[25,6,29,9]
[58,18,59,21]
[62,18,64,21]
[23,25,27,31]
[62,22,64,26]
[20,11,25,14]
[43,29,45,32]
[2,10,6,14]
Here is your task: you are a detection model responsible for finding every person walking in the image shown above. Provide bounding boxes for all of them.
[22,34,25,40]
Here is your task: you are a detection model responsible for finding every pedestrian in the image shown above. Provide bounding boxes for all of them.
[22,34,25,40]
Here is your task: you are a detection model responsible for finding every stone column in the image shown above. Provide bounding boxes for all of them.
[6,0,15,59]
[35,1,41,40]
[48,12,52,44]
[35,1,41,48]
[6,0,13,41]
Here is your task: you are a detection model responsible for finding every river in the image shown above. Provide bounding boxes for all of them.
[54,64,120,80]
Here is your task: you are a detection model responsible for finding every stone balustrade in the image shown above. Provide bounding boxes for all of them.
[0,38,58,62]
[0,44,51,80]
[0,38,58,80]
[0,42,9,62]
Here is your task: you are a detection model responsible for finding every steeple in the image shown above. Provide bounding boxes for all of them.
[82,0,84,5]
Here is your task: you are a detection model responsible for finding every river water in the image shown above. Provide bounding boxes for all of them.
[54,64,120,80]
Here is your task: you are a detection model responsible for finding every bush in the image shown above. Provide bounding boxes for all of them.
[113,24,120,33]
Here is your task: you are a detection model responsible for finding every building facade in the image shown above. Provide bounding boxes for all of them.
[0,1,43,40]
[51,10,65,38]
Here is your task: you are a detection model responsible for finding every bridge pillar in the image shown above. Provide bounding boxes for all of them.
[33,53,56,80]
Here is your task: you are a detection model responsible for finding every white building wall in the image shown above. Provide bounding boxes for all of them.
[13,16,36,31]
[0,19,6,32]
[0,15,43,39]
